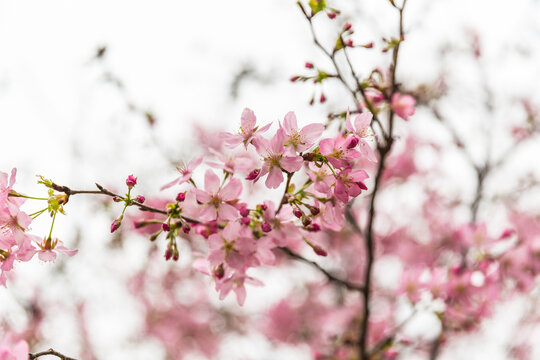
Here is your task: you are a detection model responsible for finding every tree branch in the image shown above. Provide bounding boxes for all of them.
[280,247,364,292]
[29,349,77,360]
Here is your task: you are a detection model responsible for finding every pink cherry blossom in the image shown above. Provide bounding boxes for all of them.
[215,270,263,306]
[206,148,255,175]
[333,168,369,203]
[208,222,255,270]
[252,129,304,189]
[280,111,324,153]
[34,237,78,262]
[345,110,377,162]
[262,201,302,248]
[391,93,416,121]
[195,170,242,222]
[319,135,361,169]
[306,163,334,197]
[221,108,272,149]
[160,156,203,191]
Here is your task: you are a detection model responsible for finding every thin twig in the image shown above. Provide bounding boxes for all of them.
[281,247,364,292]
[29,348,77,360]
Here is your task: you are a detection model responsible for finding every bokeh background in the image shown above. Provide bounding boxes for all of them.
[1,0,540,358]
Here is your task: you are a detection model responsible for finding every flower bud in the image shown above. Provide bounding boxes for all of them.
[310,223,321,232]
[136,195,145,204]
[307,205,320,216]
[112,196,122,202]
[312,244,327,257]
[213,264,225,279]
[302,217,312,227]
[347,137,359,149]
[357,181,368,191]
[241,217,251,226]
[261,222,272,233]
[245,169,261,180]
[182,224,191,234]
[305,62,314,69]
[176,192,186,202]
[346,39,354,47]
[162,223,171,232]
[294,208,303,218]
[126,174,137,188]
[327,12,336,19]
[344,22,352,31]
[290,76,300,82]
[110,216,123,233]
[319,93,326,103]
[240,206,249,217]
[260,204,268,211]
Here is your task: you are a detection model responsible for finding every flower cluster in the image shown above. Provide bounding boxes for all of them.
[0,170,77,287]
[130,108,376,305]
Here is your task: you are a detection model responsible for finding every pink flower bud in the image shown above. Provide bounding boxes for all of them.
[260,204,268,211]
[111,217,122,233]
[319,93,326,103]
[357,181,368,191]
[245,169,261,180]
[302,217,312,227]
[126,174,137,188]
[213,264,225,279]
[344,22,352,31]
[241,217,251,226]
[182,224,191,234]
[305,62,314,69]
[112,196,122,202]
[327,12,336,19]
[294,209,303,218]
[261,222,272,233]
[347,137,359,148]
[240,206,250,217]
[162,223,171,232]
[176,192,186,202]
[500,228,515,239]
[164,247,172,261]
[313,245,327,257]
[346,39,354,47]
[290,76,300,82]
[136,195,145,204]
[172,252,179,261]
[307,205,320,216]
[310,223,321,232]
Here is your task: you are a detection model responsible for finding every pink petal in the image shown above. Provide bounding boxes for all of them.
[160,177,180,191]
[257,122,272,134]
[270,129,286,155]
[218,203,238,221]
[199,205,217,221]
[56,244,78,257]
[188,156,204,171]
[355,112,373,133]
[300,123,324,143]
[241,108,256,130]
[283,111,298,133]
[319,138,334,155]
[38,250,57,262]
[346,110,354,132]
[222,132,244,149]
[220,179,242,201]
[195,189,211,203]
[265,166,284,189]
[280,155,303,173]
[204,170,220,194]
[234,285,247,306]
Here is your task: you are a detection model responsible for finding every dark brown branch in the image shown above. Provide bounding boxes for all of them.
[357,2,407,359]
[29,348,77,360]
[280,247,364,292]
